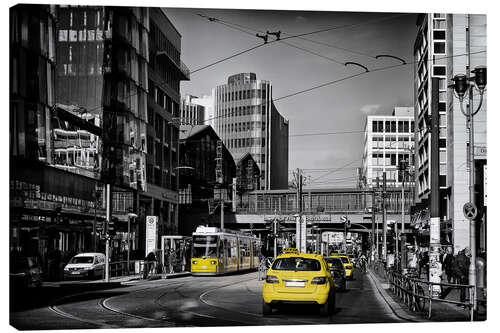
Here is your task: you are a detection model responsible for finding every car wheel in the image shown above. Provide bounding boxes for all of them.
[320,295,335,316]
[262,301,273,315]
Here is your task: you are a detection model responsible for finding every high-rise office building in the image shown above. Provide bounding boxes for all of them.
[56,5,149,191]
[10,4,107,272]
[213,73,289,190]
[55,6,189,245]
[412,14,487,251]
[361,107,415,188]
[181,94,205,125]
[144,8,190,236]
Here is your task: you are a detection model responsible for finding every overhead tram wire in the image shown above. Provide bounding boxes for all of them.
[77,13,485,118]
[306,138,407,184]
[199,14,410,60]
[80,13,390,115]
[192,12,405,73]
[207,18,346,66]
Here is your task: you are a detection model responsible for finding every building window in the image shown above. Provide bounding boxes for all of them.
[434,42,446,54]
[439,150,446,162]
[433,30,446,40]
[433,66,446,76]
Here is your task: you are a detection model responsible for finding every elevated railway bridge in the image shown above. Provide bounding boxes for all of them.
[215,187,414,250]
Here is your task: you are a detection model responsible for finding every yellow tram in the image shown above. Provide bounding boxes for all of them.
[191,226,261,276]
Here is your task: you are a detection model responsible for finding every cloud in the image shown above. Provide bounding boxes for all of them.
[360,104,381,115]
[295,15,306,22]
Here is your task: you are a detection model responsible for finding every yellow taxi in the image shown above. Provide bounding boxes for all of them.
[262,248,335,316]
[330,253,354,280]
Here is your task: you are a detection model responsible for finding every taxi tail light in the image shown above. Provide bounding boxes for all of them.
[265,275,279,284]
[311,277,327,285]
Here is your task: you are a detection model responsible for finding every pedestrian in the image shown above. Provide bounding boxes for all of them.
[419,251,429,278]
[359,253,367,273]
[443,247,455,283]
[144,251,157,279]
[453,248,470,303]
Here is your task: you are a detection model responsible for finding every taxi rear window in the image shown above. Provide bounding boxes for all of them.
[272,257,321,271]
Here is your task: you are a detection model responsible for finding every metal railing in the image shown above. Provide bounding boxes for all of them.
[372,262,475,321]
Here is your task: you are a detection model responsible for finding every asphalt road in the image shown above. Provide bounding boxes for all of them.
[10,268,405,329]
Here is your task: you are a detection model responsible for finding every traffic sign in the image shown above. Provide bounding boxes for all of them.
[463,202,477,220]
[340,215,350,228]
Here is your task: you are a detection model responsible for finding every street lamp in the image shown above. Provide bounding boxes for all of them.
[127,212,138,275]
[449,65,487,315]
[398,158,408,272]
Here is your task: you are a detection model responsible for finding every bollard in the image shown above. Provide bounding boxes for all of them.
[428,283,432,319]
[469,287,474,321]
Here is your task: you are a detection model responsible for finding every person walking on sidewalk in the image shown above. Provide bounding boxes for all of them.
[144,252,157,279]
[443,247,455,283]
[453,248,471,303]
[419,251,429,278]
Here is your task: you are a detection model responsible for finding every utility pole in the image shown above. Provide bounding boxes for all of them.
[382,172,387,263]
[295,168,305,253]
[273,217,277,258]
[371,188,376,261]
[465,18,477,311]
[104,183,111,282]
[429,77,441,294]
[375,177,380,260]
[220,198,224,230]
[400,159,408,272]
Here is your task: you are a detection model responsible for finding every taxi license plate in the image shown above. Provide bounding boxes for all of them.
[285,281,305,287]
[71,271,80,275]
[201,265,207,269]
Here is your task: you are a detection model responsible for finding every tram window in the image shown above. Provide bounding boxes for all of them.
[192,235,218,258]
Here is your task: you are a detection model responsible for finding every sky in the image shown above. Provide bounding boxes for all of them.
[165,8,419,188]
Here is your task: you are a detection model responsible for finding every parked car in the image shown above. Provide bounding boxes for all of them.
[63,253,105,280]
[10,256,43,288]
[325,257,347,292]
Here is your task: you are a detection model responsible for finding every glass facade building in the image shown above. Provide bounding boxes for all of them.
[56,5,149,191]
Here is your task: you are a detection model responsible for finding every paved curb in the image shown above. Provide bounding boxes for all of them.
[164,272,191,279]
[367,269,426,322]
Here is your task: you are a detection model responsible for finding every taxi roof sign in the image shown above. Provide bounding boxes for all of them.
[283,248,299,254]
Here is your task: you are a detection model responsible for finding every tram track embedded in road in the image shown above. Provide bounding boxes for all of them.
[47,278,193,327]
[197,275,321,325]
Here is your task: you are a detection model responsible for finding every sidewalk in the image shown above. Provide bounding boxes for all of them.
[44,271,191,287]
[366,269,425,322]
[368,268,484,322]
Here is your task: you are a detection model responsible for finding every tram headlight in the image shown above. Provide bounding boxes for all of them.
[210,261,216,265]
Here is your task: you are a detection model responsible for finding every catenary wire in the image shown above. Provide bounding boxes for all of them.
[208,15,379,59]
[77,13,404,115]
[201,50,486,125]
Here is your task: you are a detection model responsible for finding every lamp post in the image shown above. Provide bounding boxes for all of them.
[127,212,138,275]
[449,65,486,315]
[399,158,408,272]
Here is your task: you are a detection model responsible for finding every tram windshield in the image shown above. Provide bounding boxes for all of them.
[192,235,218,258]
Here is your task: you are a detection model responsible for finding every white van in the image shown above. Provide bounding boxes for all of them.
[63,252,106,279]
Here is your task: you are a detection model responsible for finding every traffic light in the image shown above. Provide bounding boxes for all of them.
[96,221,103,233]
[108,217,117,237]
